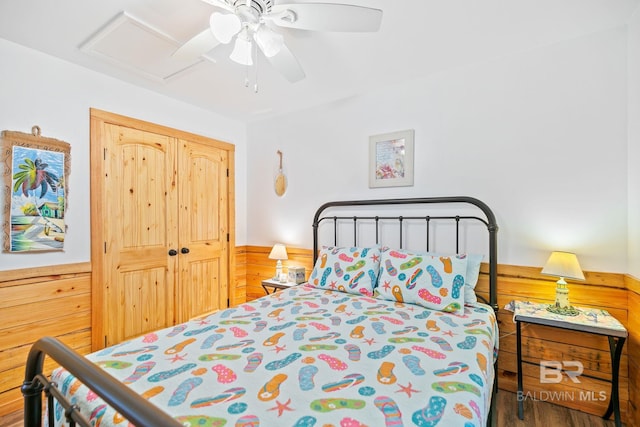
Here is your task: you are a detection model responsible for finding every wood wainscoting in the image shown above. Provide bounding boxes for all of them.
[0,263,92,416]
[232,246,247,306]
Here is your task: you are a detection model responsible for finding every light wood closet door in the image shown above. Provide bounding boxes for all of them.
[102,124,178,346]
[176,139,229,323]
[91,109,235,350]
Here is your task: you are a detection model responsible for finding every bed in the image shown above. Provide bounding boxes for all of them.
[23,196,499,427]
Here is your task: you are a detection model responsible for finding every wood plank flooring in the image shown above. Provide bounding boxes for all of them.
[1,391,623,427]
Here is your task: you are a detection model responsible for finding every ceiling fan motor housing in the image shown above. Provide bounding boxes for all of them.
[230,0,273,16]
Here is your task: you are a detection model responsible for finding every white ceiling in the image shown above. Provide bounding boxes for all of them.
[1,0,639,122]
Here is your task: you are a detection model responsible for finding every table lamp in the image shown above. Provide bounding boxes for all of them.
[541,251,585,316]
[268,243,288,281]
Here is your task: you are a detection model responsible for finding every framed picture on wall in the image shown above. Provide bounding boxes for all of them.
[369,129,414,188]
[1,126,71,253]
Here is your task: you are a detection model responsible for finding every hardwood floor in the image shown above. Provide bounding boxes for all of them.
[2,391,623,427]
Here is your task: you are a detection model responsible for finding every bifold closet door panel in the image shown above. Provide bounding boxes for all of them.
[176,139,229,323]
[102,124,178,346]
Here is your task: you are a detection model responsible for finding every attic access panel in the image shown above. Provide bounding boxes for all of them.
[80,11,209,83]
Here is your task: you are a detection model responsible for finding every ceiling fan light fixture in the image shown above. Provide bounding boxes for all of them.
[230,31,254,65]
[254,26,284,57]
[210,12,241,44]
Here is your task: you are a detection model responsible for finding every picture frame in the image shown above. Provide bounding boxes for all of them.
[1,127,71,252]
[369,129,414,188]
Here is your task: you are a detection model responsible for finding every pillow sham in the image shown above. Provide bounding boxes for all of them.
[309,246,381,296]
[375,247,468,312]
[395,251,483,305]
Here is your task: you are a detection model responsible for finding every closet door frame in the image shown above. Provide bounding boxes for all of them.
[89,109,236,351]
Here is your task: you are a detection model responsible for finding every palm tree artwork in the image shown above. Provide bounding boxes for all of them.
[9,145,66,252]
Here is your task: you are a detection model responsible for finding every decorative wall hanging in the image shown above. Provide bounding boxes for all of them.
[369,129,414,188]
[1,126,71,252]
[274,150,287,197]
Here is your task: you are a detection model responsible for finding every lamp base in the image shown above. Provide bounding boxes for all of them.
[273,260,282,281]
[546,304,580,316]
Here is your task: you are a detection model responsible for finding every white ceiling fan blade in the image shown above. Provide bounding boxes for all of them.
[200,0,234,13]
[173,28,221,60]
[266,42,305,83]
[268,3,382,32]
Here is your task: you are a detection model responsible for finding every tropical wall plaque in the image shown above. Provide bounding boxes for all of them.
[1,126,71,252]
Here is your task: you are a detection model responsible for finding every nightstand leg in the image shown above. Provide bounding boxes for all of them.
[603,336,625,427]
[517,320,524,420]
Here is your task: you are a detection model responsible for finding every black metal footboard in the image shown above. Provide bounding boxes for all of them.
[22,336,181,427]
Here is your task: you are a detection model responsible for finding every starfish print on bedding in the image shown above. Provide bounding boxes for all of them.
[269,398,294,416]
[442,330,455,337]
[273,344,287,353]
[396,382,420,398]
[329,281,337,289]
[382,281,391,291]
[371,253,380,263]
[167,353,187,363]
[363,338,376,346]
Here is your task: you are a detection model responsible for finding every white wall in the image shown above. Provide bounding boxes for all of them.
[629,7,640,279]
[0,38,247,271]
[247,27,629,273]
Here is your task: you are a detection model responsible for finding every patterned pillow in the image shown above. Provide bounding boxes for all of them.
[419,252,483,305]
[375,247,468,312]
[309,246,381,296]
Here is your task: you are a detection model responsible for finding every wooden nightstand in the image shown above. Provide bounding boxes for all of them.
[513,300,627,427]
[261,278,297,295]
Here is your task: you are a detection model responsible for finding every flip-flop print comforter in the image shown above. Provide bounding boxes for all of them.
[50,285,498,427]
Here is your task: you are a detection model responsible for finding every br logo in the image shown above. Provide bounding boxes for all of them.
[540,361,583,383]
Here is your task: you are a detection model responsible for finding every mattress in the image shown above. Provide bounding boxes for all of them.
[50,285,498,426]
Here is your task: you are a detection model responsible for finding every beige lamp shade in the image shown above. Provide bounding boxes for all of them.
[268,243,288,260]
[268,244,288,281]
[541,251,585,281]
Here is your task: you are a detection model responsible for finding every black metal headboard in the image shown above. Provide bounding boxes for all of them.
[312,196,498,311]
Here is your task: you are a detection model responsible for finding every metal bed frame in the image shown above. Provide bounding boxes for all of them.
[22,337,181,427]
[22,196,499,427]
[313,196,498,311]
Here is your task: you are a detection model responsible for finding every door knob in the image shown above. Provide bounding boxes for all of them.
[181,247,190,254]
[168,249,178,256]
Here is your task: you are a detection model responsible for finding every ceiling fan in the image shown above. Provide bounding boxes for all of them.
[173,0,383,83]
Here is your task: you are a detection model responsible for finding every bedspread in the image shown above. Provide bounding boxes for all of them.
[51,285,498,427]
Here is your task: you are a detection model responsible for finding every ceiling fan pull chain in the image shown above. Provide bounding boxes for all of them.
[254,40,259,93]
